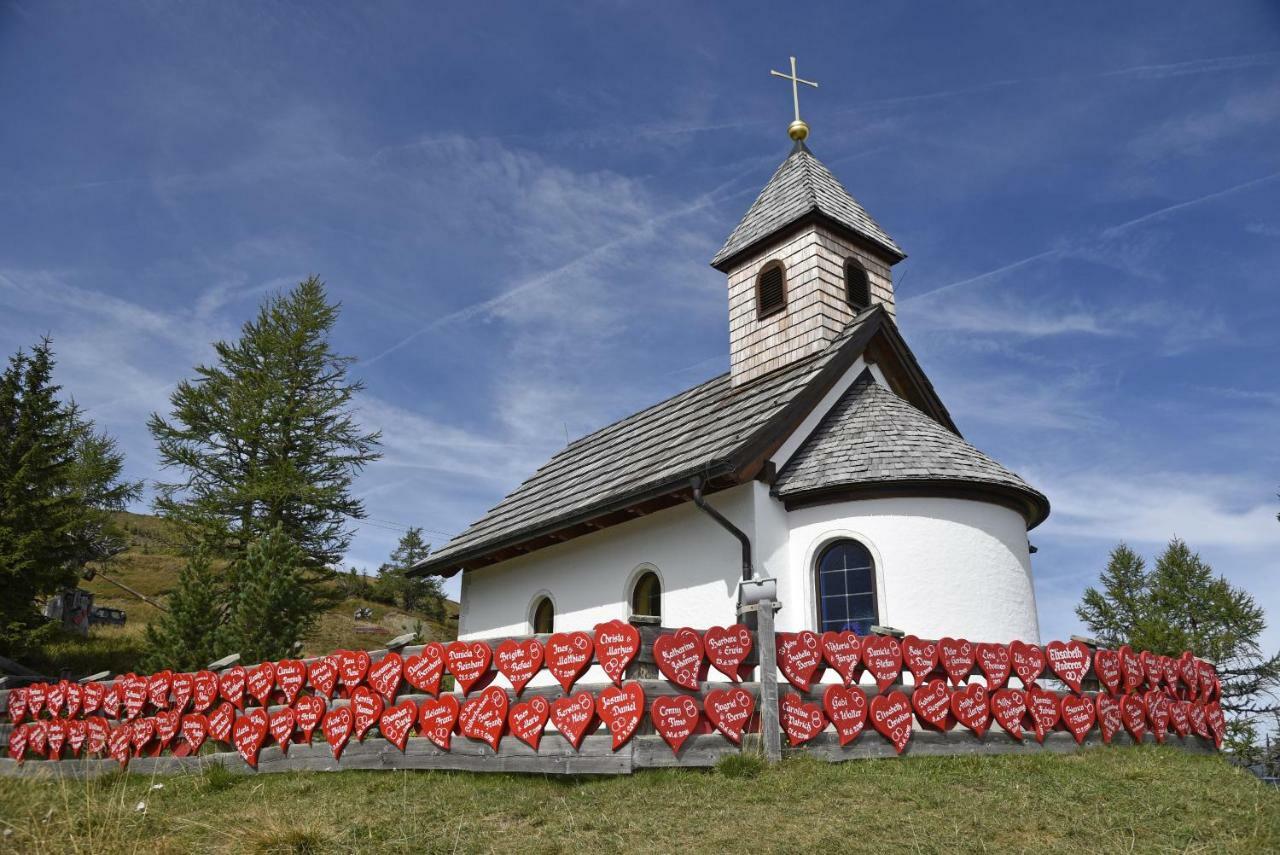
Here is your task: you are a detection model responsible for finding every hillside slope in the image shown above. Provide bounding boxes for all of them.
[26,512,457,676]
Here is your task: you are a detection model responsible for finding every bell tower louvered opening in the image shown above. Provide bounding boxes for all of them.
[756,262,787,318]
[845,258,870,310]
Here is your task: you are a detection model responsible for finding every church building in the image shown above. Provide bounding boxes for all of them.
[413,76,1049,646]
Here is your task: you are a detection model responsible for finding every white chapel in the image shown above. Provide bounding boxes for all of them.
[413,81,1049,646]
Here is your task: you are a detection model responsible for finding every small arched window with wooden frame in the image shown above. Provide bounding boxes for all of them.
[814,539,878,635]
[755,260,788,319]
[531,595,554,634]
[844,257,871,311]
[630,571,662,621]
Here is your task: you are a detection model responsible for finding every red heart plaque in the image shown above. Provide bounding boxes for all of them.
[1061,694,1095,743]
[508,695,550,750]
[1140,650,1163,688]
[26,683,47,717]
[551,690,596,750]
[820,631,863,686]
[218,666,246,710]
[1010,640,1045,687]
[911,678,952,730]
[780,693,825,747]
[1161,655,1181,690]
[86,716,110,755]
[123,674,149,719]
[233,708,268,767]
[147,671,172,710]
[495,639,544,694]
[1188,701,1209,739]
[294,695,326,742]
[7,688,26,724]
[704,624,752,682]
[82,681,105,716]
[404,643,446,696]
[8,723,27,763]
[938,637,976,685]
[1093,649,1122,695]
[170,672,194,712]
[1168,699,1190,737]
[208,701,236,743]
[596,683,644,750]
[1096,693,1122,744]
[67,718,87,755]
[870,690,913,753]
[154,708,182,748]
[108,724,131,766]
[379,700,416,751]
[308,656,339,699]
[1197,660,1219,701]
[102,681,124,718]
[64,681,83,718]
[246,662,276,707]
[652,695,702,754]
[1045,640,1090,693]
[337,649,372,691]
[192,670,219,712]
[418,695,461,751]
[270,708,296,753]
[991,688,1026,740]
[181,714,208,754]
[778,631,823,691]
[1027,687,1061,743]
[901,635,939,684]
[1119,645,1144,695]
[129,717,155,753]
[458,685,508,750]
[861,635,903,692]
[27,720,47,756]
[276,659,306,705]
[1121,693,1146,742]
[446,640,494,695]
[977,643,1012,690]
[1145,690,1169,744]
[323,706,354,760]
[1178,652,1198,697]
[951,683,990,737]
[653,628,705,691]
[593,620,640,686]
[704,686,755,745]
[352,686,385,741]
[46,719,66,759]
[46,681,66,716]
[822,684,868,746]
[1205,701,1225,748]
[368,653,404,703]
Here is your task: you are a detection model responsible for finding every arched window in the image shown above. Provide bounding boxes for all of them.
[844,258,870,311]
[531,596,554,634]
[755,261,787,319]
[815,539,878,634]
[630,571,661,620]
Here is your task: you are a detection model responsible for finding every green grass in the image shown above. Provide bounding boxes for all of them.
[0,747,1275,853]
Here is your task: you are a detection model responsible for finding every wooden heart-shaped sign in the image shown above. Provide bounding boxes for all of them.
[1095,693,1122,744]
[82,681,105,716]
[129,717,155,753]
[593,620,640,686]
[192,671,219,712]
[778,631,823,691]
[1197,660,1219,701]
[323,706,354,760]
[950,684,990,737]
[1188,701,1209,739]
[67,718,87,755]
[1120,693,1146,743]
[86,716,110,755]
[46,719,66,759]
[820,631,863,686]
[418,695,461,751]
[1168,699,1190,737]
[901,635,939,684]
[233,709,268,767]
[1178,652,1198,696]
[308,656,339,699]
[551,690,596,750]
[911,678,952,730]
[1045,640,1090,693]
[208,701,236,743]
[337,649,372,691]
[7,688,26,724]
[653,628,705,691]
[596,683,644,750]
[276,659,306,705]
[8,723,28,763]
[154,708,182,748]
[1145,690,1169,744]
[1093,649,1122,695]
[704,624,752,682]
[871,690,913,753]
[379,700,417,751]
[294,695,327,742]
[181,714,208,754]
[64,681,83,718]
[269,708,296,754]
[404,643,446,696]
[246,662,276,708]
[368,652,404,703]
[822,684,867,746]
[704,686,755,745]
[102,682,123,718]
[1060,694,1095,744]
[495,639,544,694]
[123,674,149,719]
[351,686,385,741]
[1027,687,1060,743]
[458,685,508,751]
[1119,645,1144,695]
[25,683,46,717]
[218,666,246,710]
[47,681,67,716]
[170,672,194,712]
[1140,650,1163,688]
[108,724,131,767]
[780,693,825,747]
[991,688,1026,740]
[861,635,903,692]
[147,671,172,710]
[26,720,47,757]
[652,695,702,754]
[1161,655,1181,690]
[446,640,494,695]
[546,632,595,692]
[938,637,975,685]
[977,643,1012,690]
[1205,701,1225,749]
[1009,640,1045,688]
[508,696,550,750]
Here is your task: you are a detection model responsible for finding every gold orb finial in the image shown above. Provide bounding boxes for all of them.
[771,57,818,143]
[788,119,810,142]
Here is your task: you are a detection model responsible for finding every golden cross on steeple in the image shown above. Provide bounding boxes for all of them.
[770,56,818,142]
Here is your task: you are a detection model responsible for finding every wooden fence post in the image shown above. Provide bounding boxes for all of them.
[755,599,782,764]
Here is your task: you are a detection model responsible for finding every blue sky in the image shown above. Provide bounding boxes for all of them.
[2,2,1278,648]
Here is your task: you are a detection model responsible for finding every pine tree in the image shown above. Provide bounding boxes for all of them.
[1075,543,1150,648]
[142,550,224,671]
[218,527,316,663]
[373,527,443,620]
